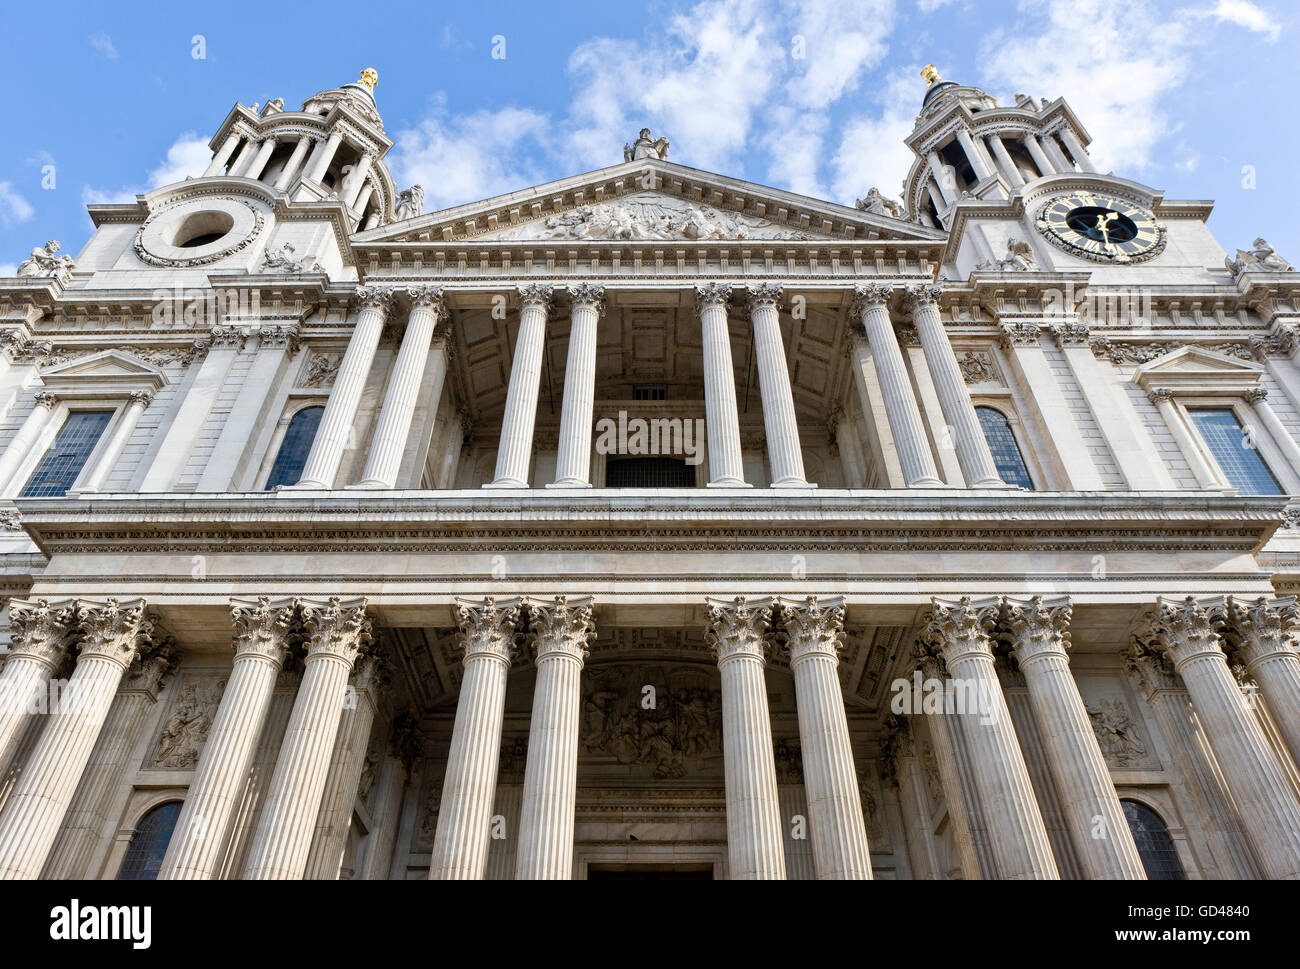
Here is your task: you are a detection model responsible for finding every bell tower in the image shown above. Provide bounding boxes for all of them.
[902,65,1099,230]
[198,68,399,231]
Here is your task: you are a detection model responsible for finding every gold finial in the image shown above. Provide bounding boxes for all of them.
[921,64,941,87]
[358,68,378,92]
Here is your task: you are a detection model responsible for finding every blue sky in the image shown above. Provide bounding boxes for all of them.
[1,0,1296,272]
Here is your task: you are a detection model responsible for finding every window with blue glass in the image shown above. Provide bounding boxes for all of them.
[975,406,1035,489]
[116,801,182,880]
[20,410,114,497]
[1121,800,1186,880]
[264,406,325,489]
[1187,407,1284,495]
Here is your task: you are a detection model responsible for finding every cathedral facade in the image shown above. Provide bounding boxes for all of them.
[0,67,1298,881]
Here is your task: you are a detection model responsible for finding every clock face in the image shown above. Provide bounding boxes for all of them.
[1035,192,1166,264]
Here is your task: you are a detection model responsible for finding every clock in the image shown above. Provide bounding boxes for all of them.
[1035,192,1166,264]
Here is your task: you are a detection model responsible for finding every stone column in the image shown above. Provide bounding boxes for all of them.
[358,752,408,880]
[747,285,808,487]
[923,596,1059,878]
[926,151,958,203]
[241,137,278,181]
[357,287,447,489]
[430,597,520,879]
[1147,389,1226,489]
[205,132,242,177]
[294,286,391,489]
[551,286,604,487]
[1058,128,1097,173]
[225,136,258,179]
[955,128,994,182]
[244,597,371,880]
[304,130,344,184]
[75,391,153,492]
[778,596,872,879]
[0,598,154,880]
[1147,596,1300,879]
[0,599,79,778]
[851,285,942,487]
[0,393,58,493]
[1246,388,1300,477]
[303,652,384,879]
[340,152,375,207]
[987,134,1026,189]
[1002,596,1145,879]
[907,286,1005,488]
[158,596,297,880]
[515,595,595,879]
[1222,596,1300,771]
[273,135,316,192]
[696,284,747,487]
[1023,134,1055,176]
[43,641,176,879]
[706,596,785,879]
[488,287,552,488]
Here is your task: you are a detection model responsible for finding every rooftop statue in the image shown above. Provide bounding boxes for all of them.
[17,240,75,282]
[623,128,670,162]
[1226,237,1293,275]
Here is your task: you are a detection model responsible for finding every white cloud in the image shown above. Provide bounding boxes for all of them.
[918,0,956,9]
[389,101,551,211]
[0,181,35,226]
[1198,0,1281,41]
[565,0,783,174]
[82,132,212,205]
[830,67,918,207]
[978,0,1193,174]
[89,33,118,60]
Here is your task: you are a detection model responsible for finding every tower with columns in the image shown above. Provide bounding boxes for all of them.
[0,65,1298,882]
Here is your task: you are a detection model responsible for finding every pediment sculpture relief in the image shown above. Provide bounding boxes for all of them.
[152,678,226,769]
[491,192,816,242]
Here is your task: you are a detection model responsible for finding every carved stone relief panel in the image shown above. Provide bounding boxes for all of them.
[1076,673,1158,771]
[149,674,226,770]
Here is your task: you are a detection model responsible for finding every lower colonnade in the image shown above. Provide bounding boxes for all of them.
[0,591,1299,880]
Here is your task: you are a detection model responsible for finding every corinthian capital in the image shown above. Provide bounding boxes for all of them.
[7,597,80,669]
[852,284,893,317]
[355,284,394,313]
[904,284,943,313]
[407,285,444,311]
[745,283,783,314]
[300,596,372,664]
[76,597,154,669]
[230,595,298,665]
[1220,595,1300,669]
[694,283,733,313]
[455,595,521,665]
[122,636,179,694]
[517,283,554,308]
[1000,595,1072,665]
[567,283,606,314]
[705,595,773,664]
[921,595,1000,665]
[777,595,845,665]
[527,595,596,663]
[1145,595,1226,670]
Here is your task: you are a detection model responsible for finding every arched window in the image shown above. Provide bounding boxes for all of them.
[1121,800,1186,880]
[116,801,182,880]
[975,406,1034,489]
[265,406,324,490]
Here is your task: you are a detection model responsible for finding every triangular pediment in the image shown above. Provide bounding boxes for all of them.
[1135,345,1263,376]
[1132,345,1263,395]
[355,158,943,247]
[39,349,169,394]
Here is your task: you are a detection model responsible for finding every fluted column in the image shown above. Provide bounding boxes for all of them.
[515,595,594,879]
[225,136,258,178]
[1002,596,1145,879]
[244,597,371,880]
[955,128,995,182]
[43,641,176,878]
[273,134,316,192]
[430,597,520,879]
[205,132,242,176]
[304,130,344,184]
[747,285,808,487]
[907,286,1005,488]
[0,392,58,492]
[303,651,384,878]
[0,598,154,880]
[551,286,604,487]
[851,285,942,487]
[987,134,1026,188]
[1023,134,1055,176]
[0,599,78,776]
[1146,596,1300,878]
[706,596,785,878]
[1222,596,1300,771]
[341,153,375,208]
[241,137,278,181]
[1246,388,1300,477]
[923,596,1058,878]
[488,287,552,488]
[357,287,448,488]
[158,596,296,880]
[1058,128,1097,173]
[779,596,871,879]
[696,285,748,487]
[75,391,152,492]
[294,286,391,489]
